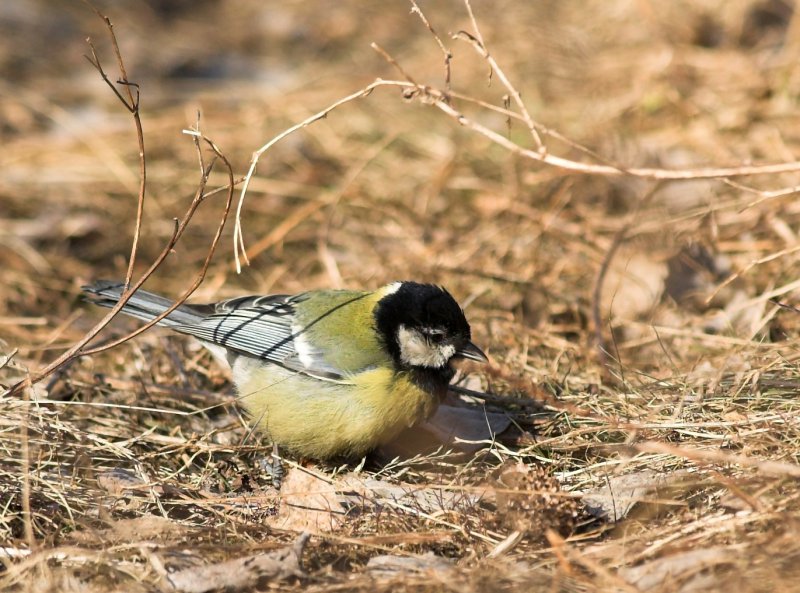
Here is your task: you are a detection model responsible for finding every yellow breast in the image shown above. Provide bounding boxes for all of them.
[233,358,437,459]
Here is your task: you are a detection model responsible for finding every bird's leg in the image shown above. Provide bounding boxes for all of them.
[270,442,284,489]
[259,442,284,489]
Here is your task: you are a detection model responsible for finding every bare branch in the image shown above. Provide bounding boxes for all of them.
[80,135,234,357]
[233,80,398,273]
[6,27,234,396]
[592,183,663,372]
[84,7,146,289]
[372,43,419,87]
[458,0,544,151]
[409,0,452,90]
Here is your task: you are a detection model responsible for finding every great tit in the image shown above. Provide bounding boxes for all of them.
[83,281,488,460]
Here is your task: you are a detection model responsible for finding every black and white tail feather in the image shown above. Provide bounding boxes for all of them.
[83,280,343,382]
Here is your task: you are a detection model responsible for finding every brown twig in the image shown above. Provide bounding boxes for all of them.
[231,59,800,273]
[5,12,235,396]
[409,0,452,91]
[7,134,232,394]
[80,134,234,357]
[84,5,145,289]
[592,183,663,371]
[371,44,419,88]
[19,376,35,550]
[705,244,800,306]
[312,76,800,184]
[426,91,800,178]
[232,80,407,273]
[458,0,545,151]
[723,178,800,212]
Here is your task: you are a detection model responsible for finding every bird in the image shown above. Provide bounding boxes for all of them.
[83,280,488,465]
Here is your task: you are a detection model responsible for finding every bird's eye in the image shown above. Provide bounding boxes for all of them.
[424,329,445,344]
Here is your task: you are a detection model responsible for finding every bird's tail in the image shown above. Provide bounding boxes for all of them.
[82,280,209,328]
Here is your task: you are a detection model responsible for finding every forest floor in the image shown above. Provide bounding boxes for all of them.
[4,1,800,591]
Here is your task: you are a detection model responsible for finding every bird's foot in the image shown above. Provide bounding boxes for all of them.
[259,444,284,489]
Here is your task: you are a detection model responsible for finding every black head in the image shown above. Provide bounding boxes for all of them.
[374,282,487,371]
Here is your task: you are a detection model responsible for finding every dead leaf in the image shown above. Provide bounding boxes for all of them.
[165,532,308,592]
[601,247,667,321]
[70,516,187,545]
[338,474,483,515]
[366,552,454,577]
[424,403,511,448]
[97,468,150,496]
[620,546,734,591]
[378,396,512,459]
[269,469,345,533]
[582,470,677,522]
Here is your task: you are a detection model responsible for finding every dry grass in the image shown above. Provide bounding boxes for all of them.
[4,0,800,591]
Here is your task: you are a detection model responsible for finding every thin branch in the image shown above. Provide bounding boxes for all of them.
[191,111,206,174]
[19,377,35,550]
[81,136,234,357]
[84,6,146,290]
[592,183,662,370]
[427,91,800,178]
[459,0,544,151]
[6,131,233,395]
[463,0,486,48]
[232,5,800,274]
[83,44,131,110]
[233,80,399,272]
[438,88,628,168]
[409,0,452,90]
[722,178,800,211]
[371,43,419,87]
[705,244,800,305]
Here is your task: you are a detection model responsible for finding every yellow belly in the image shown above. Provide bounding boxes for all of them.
[233,358,437,458]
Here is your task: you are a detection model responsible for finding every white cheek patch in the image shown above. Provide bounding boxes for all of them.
[396,325,456,368]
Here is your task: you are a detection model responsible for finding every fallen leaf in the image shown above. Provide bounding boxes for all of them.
[366,552,454,577]
[378,396,512,459]
[165,533,308,592]
[620,546,734,591]
[601,247,668,321]
[269,469,345,533]
[70,516,187,545]
[582,470,678,522]
[97,468,150,496]
[338,474,483,515]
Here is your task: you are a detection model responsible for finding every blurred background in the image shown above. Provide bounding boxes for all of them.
[3,0,800,381]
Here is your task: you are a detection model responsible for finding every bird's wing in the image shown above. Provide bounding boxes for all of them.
[174,293,348,381]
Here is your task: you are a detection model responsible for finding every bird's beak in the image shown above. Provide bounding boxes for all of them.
[455,340,489,363]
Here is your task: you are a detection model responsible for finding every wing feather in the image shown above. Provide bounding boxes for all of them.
[173,292,348,381]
